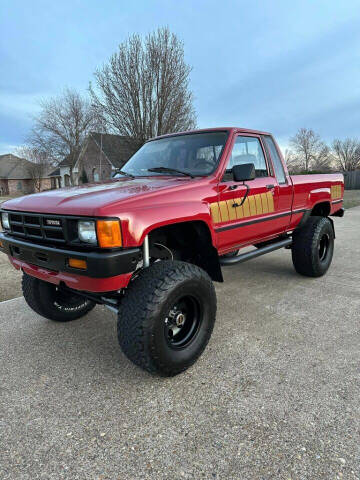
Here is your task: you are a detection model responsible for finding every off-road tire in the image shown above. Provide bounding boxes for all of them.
[117,261,217,376]
[22,273,95,322]
[291,216,334,277]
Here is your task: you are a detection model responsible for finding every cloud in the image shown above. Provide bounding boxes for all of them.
[0,142,19,155]
[197,18,360,141]
[2,0,360,150]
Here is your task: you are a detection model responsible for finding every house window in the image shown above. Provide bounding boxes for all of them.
[64,174,71,186]
[17,181,23,191]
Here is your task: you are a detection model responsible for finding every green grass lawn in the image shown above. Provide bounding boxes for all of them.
[343,190,360,209]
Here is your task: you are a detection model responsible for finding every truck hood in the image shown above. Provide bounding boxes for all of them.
[1,177,191,216]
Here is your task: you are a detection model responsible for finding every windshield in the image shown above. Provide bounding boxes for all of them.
[118,132,228,177]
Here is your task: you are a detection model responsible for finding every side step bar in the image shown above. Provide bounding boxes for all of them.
[219,238,292,266]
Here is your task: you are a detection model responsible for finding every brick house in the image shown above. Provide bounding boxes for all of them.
[49,133,140,187]
[49,155,75,188]
[75,133,140,184]
[0,154,52,195]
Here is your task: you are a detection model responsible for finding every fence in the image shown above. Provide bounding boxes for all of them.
[344,170,360,190]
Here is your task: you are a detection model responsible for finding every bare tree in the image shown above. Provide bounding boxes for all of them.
[90,27,196,143]
[16,146,53,192]
[29,88,99,184]
[284,148,302,174]
[332,138,360,171]
[289,128,331,172]
[312,144,333,172]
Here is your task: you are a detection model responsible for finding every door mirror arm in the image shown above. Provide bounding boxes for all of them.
[231,163,255,208]
[232,181,251,208]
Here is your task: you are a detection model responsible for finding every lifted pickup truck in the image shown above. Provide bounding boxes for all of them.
[0,128,344,376]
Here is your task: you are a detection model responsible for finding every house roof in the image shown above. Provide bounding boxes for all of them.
[89,132,141,168]
[0,154,36,180]
[49,168,61,177]
[58,154,76,168]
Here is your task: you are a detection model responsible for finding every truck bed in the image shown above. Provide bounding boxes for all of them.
[290,173,344,212]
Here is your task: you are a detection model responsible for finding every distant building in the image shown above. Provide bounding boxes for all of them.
[76,132,140,184]
[0,154,52,195]
[49,133,140,187]
[49,155,76,188]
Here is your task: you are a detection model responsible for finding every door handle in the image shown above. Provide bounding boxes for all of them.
[266,184,275,190]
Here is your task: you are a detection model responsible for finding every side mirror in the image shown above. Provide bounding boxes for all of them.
[232,163,255,182]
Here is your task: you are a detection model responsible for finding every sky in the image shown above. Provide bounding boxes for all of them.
[1,0,360,154]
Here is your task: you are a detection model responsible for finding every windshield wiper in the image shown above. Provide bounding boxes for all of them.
[113,169,135,179]
[147,167,194,178]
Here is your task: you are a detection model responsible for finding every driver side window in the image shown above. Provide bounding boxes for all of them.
[224,136,269,180]
[193,145,223,173]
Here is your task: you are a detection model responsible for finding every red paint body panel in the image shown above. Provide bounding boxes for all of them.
[2,127,344,292]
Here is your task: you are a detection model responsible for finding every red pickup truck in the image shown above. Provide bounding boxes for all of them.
[0,128,344,376]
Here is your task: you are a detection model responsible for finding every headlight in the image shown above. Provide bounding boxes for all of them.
[78,221,97,244]
[78,219,122,248]
[1,212,10,230]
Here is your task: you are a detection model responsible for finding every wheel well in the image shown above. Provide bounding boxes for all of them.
[147,221,223,282]
[311,202,330,217]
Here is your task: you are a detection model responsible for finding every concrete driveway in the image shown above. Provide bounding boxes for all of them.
[1,208,359,479]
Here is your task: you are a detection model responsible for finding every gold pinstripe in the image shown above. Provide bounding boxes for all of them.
[209,192,275,224]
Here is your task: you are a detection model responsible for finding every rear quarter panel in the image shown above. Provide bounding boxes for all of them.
[290,173,344,224]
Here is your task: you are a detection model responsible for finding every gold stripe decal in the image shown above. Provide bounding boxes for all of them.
[266,191,274,212]
[219,201,229,222]
[226,200,237,220]
[260,192,269,214]
[210,192,275,224]
[248,196,257,216]
[233,198,244,219]
[331,184,342,200]
[210,203,221,223]
[255,195,263,215]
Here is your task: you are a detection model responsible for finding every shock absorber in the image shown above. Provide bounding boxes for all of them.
[143,235,150,268]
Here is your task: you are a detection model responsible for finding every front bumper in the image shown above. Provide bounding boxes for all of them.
[0,232,141,291]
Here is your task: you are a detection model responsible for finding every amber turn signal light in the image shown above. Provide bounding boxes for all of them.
[68,258,87,270]
[96,220,122,248]
[0,240,3,248]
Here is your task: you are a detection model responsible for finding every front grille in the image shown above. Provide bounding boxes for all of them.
[8,212,66,244]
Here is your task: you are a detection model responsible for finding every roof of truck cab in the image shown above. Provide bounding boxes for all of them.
[149,127,271,141]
